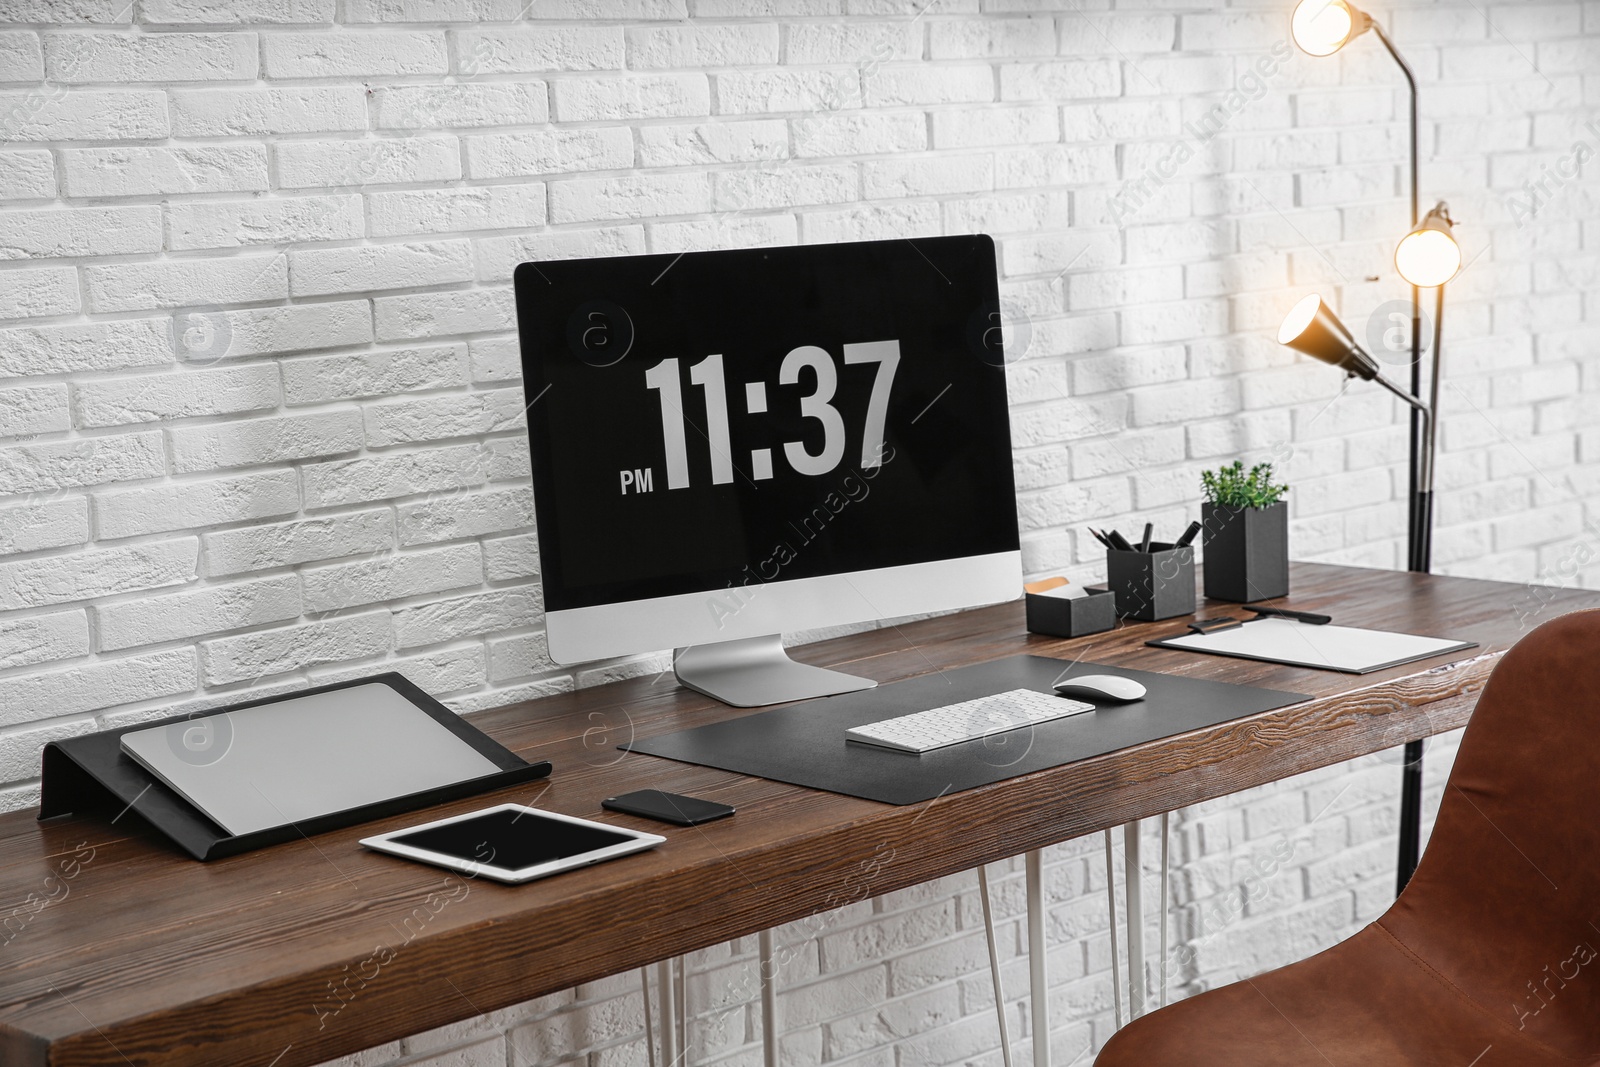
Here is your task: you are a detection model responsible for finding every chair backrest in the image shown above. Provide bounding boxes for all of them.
[1381,607,1600,1059]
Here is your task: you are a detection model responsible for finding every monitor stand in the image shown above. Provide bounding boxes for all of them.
[674,635,878,708]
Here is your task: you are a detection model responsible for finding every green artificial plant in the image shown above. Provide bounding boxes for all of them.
[1200,460,1289,510]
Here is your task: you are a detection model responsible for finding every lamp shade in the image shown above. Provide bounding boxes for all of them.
[1395,204,1461,287]
[1277,294,1381,380]
[1290,0,1371,56]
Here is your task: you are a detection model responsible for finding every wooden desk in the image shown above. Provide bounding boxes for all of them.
[2,563,1591,1067]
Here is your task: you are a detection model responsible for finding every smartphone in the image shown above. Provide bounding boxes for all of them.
[601,789,735,827]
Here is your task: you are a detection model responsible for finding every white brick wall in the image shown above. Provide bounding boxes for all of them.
[0,3,1594,1065]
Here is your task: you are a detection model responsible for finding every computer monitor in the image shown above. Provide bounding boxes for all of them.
[514,236,1022,707]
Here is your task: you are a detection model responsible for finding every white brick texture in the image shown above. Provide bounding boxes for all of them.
[0,6,1594,1067]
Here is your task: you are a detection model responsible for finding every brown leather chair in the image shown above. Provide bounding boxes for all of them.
[1095,608,1600,1066]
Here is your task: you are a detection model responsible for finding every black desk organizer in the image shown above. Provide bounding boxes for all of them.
[1106,543,1196,621]
[1025,588,1117,638]
[38,673,552,861]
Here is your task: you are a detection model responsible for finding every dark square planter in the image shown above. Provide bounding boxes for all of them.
[1106,543,1196,621]
[1202,501,1289,603]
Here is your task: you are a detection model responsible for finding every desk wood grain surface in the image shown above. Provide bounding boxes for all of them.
[1,563,1591,1067]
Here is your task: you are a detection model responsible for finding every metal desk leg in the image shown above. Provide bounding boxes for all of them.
[641,968,658,1067]
[1123,822,1145,1021]
[977,864,1015,1067]
[655,959,678,1065]
[675,957,688,1065]
[758,930,778,1067]
[1026,849,1049,1067]
[1103,831,1122,1031]
[1158,812,1169,1009]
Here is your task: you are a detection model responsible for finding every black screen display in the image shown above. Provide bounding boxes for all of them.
[389,808,635,870]
[515,236,1020,612]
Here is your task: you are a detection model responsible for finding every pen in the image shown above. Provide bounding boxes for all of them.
[1107,529,1135,552]
[1188,616,1241,634]
[1245,606,1333,625]
[1138,522,1153,553]
[1174,520,1202,548]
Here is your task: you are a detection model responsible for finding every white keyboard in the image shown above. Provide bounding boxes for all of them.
[844,688,1097,754]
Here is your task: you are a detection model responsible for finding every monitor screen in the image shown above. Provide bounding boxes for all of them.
[515,236,1020,616]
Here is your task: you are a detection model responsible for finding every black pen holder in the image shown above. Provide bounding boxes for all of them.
[1025,588,1116,639]
[1107,543,1196,621]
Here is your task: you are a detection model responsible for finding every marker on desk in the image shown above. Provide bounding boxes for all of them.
[1245,606,1333,625]
[1107,529,1135,552]
[1174,521,1202,549]
[1138,522,1153,553]
[1188,616,1241,634]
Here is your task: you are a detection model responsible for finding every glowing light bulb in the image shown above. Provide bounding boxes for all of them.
[1278,293,1323,345]
[1395,225,1461,287]
[1276,294,1381,380]
[1291,0,1361,57]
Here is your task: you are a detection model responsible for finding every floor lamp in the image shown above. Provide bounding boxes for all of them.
[1276,206,1462,892]
[1289,0,1424,533]
[1287,0,1462,893]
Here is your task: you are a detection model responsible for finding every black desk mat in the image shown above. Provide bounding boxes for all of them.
[625,655,1309,805]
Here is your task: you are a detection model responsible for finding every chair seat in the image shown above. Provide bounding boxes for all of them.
[1096,922,1594,1067]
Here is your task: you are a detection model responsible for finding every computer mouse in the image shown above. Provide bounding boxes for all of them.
[1053,674,1147,703]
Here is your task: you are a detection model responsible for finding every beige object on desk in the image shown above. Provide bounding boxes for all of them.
[1024,575,1088,599]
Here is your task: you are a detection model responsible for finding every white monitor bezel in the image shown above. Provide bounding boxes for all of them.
[546,550,1021,664]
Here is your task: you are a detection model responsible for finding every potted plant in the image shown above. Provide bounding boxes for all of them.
[1200,460,1289,602]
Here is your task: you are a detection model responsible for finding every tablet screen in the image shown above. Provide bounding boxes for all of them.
[385,807,637,871]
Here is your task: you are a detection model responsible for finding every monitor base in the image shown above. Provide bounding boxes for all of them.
[674,635,878,708]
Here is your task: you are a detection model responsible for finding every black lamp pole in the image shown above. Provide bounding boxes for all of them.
[1371,21,1430,896]
[1288,3,1446,891]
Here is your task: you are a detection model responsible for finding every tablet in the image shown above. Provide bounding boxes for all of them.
[360,804,665,884]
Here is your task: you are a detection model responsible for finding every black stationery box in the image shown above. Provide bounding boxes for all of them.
[1025,589,1117,638]
[1107,544,1196,621]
